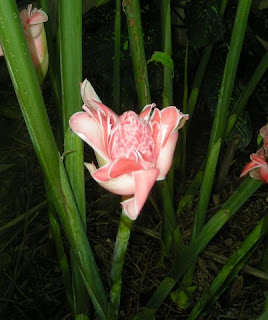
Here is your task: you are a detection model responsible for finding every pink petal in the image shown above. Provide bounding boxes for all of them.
[90,158,143,182]
[80,79,102,103]
[150,107,161,124]
[20,9,29,25]
[156,131,178,179]
[86,97,118,120]
[240,159,262,178]
[158,107,188,148]
[28,10,48,25]
[260,124,268,140]
[259,166,268,183]
[82,105,115,149]
[109,158,144,179]
[69,111,110,162]
[250,154,266,166]
[139,103,156,122]
[81,79,118,119]
[121,168,159,220]
[85,162,135,195]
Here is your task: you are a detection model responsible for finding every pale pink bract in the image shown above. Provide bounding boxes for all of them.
[0,4,48,83]
[240,124,268,184]
[70,79,189,220]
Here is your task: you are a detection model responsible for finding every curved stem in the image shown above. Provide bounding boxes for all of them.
[109,210,133,320]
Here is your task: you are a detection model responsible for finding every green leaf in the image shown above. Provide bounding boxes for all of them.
[226,111,252,151]
[171,285,197,309]
[96,0,109,7]
[186,0,225,48]
[204,67,252,150]
[0,163,15,173]
[256,77,268,115]
[147,51,174,73]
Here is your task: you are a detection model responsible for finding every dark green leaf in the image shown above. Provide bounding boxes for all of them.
[227,111,252,150]
[256,76,268,114]
[186,0,225,48]
[204,67,252,150]
[249,9,268,41]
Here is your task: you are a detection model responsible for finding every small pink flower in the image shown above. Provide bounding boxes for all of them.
[70,79,189,220]
[0,4,48,83]
[240,124,268,184]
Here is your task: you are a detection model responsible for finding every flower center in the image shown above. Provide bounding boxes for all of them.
[109,111,155,168]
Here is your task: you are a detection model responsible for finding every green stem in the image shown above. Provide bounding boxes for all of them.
[109,211,133,320]
[135,177,261,318]
[58,0,89,316]
[161,0,173,108]
[124,0,151,108]
[47,194,74,315]
[189,212,268,319]
[113,0,121,113]
[160,180,185,259]
[257,309,268,320]
[187,45,213,122]
[0,2,108,318]
[192,139,221,237]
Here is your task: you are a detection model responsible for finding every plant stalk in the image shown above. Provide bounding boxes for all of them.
[124,0,151,108]
[109,211,133,320]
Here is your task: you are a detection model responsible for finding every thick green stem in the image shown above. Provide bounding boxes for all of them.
[113,0,121,113]
[58,0,89,316]
[124,0,151,108]
[161,0,173,108]
[257,308,268,320]
[135,177,261,318]
[0,2,108,318]
[109,211,133,320]
[47,194,74,315]
[160,180,185,259]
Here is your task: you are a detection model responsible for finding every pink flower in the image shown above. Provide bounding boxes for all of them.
[0,4,48,83]
[70,79,189,220]
[240,124,268,184]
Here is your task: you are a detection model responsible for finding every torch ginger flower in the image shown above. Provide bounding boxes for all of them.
[0,4,48,83]
[240,124,268,184]
[70,79,189,220]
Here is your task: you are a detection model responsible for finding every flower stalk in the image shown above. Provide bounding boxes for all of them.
[109,210,133,320]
